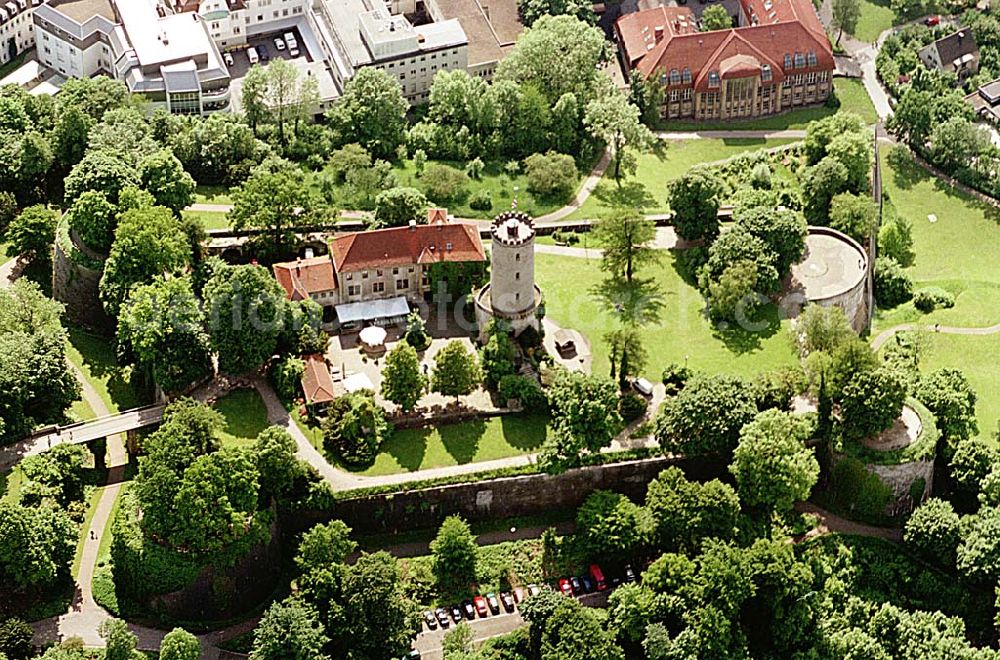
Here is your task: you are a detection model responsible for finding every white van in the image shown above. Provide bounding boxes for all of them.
[247,46,259,64]
[284,32,297,48]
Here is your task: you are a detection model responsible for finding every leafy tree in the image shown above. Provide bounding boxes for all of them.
[251,598,329,660]
[794,303,856,355]
[644,467,740,551]
[801,157,850,224]
[584,89,653,183]
[699,226,781,295]
[381,342,427,411]
[655,373,757,456]
[956,506,1000,583]
[903,498,960,568]
[667,166,723,242]
[404,311,430,350]
[517,0,593,27]
[167,113,264,185]
[295,520,356,574]
[878,205,914,266]
[159,628,200,660]
[594,211,658,283]
[327,67,408,159]
[248,58,320,145]
[255,427,300,500]
[52,105,94,173]
[271,355,305,402]
[241,64,269,135]
[343,159,397,210]
[100,205,192,317]
[873,256,913,308]
[65,190,117,254]
[374,187,429,227]
[575,490,651,562]
[704,260,764,322]
[949,436,998,494]
[498,375,548,412]
[420,163,470,203]
[65,147,140,204]
[829,192,878,243]
[431,341,482,399]
[539,596,625,660]
[928,117,991,173]
[3,205,57,264]
[519,588,566,655]
[203,264,288,374]
[229,156,313,260]
[138,149,196,214]
[826,131,872,194]
[431,515,478,594]
[118,276,212,393]
[495,15,609,105]
[322,391,391,466]
[19,444,88,506]
[730,410,819,513]
[604,325,648,388]
[0,502,75,589]
[98,619,136,660]
[523,152,577,198]
[804,111,867,167]
[479,320,518,390]
[832,0,861,43]
[840,367,907,440]
[544,370,623,464]
[0,618,31,660]
[734,206,808,275]
[700,5,732,30]
[916,369,978,443]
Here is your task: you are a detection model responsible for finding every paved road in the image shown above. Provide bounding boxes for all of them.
[657,129,808,140]
[795,502,902,542]
[870,322,1000,351]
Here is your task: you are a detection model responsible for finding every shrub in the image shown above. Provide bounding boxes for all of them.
[498,375,548,413]
[421,163,469,202]
[0,617,33,660]
[322,391,392,467]
[523,152,577,198]
[660,363,692,395]
[618,392,648,423]
[913,287,955,313]
[874,256,913,308]
[404,311,431,351]
[831,457,892,519]
[752,367,805,411]
[468,189,493,211]
[271,356,305,402]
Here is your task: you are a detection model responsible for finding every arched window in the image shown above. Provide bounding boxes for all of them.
[807,51,817,67]
[515,253,520,262]
[708,71,720,87]
[761,63,772,81]
[659,72,668,85]
[669,68,681,85]
[794,52,805,68]
[682,67,692,83]
[783,53,792,69]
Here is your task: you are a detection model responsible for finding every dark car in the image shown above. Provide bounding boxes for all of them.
[450,605,463,623]
[500,592,515,612]
[474,595,489,617]
[610,575,622,588]
[258,44,270,61]
[558,578,573,597]
[570,576,582,595]
[579,575,595,593]
[422,610,437,630]
[624,565,637,583]
[461,600,476,620]
[486,592,501,614]
[435,607,450,629]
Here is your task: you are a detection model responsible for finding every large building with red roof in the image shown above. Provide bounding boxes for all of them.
[272,209,486,322]
[616,0,834,121]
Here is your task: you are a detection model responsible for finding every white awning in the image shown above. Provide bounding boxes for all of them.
[343,372,375,393]
[335,296,410,324]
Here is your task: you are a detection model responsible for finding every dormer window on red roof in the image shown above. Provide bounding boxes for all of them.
[708,71,720,87]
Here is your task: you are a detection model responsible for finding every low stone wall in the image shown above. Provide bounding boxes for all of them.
[287,455,726,537]
[149,519,283,621]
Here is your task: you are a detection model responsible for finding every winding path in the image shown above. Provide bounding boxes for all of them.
[870,322,1000,351]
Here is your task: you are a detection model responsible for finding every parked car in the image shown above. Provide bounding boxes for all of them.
[289,45,300,58]
[579,575,595,593]
[610,575,622,588]
[589,564,608,591]
[223,52,234,66]
[422,610,437,630]
[284,31,297,47]
[403,651,420,660]
[486,593,501,614]
[461,600,475,620]
[435,608,450,629]
[246,46,259,64]
[500,592,515,612]
[258,44,270,61]
[570,576,582,595]
[624,564,637,583]
[450,605,463,623]
[924,14,940,26]
[558,578,573,597]
[513,586,526,603]
[473,595,488,617]
[528,584,541,597]
[274,37,286,50]
[632,377,654,396]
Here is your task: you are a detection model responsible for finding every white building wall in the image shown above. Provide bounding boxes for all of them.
[0,4,36,66]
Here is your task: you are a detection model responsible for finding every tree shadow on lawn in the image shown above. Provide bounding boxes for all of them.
[381,427,430,473]
[499,414,550,452]
[710,303,784,355]
[885,145,926,191]
[438,417,487,465]
[590,180,658,211]
[67,326,149,411]
[720,137,768,147]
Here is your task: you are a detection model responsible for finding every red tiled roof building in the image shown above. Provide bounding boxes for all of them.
[616,0,834,122]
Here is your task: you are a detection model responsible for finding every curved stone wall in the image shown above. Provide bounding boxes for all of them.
[52,218,111,330]
[786,227,870,333]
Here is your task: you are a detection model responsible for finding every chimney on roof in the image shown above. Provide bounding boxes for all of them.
[654,25,664,43]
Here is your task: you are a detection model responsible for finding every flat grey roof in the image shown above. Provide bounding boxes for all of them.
[47,0,114,23]
[789,230,867,301]
[430,0,521,67]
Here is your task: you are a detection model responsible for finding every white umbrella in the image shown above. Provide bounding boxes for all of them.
[359,325,387,347]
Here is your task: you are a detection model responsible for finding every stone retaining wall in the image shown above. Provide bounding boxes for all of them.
[52,221,110,330]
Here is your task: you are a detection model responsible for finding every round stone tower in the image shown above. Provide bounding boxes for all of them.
[474,210,542,340]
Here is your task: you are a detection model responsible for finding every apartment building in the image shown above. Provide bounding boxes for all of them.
[33,0,231,113]
[0,0,38,68]
[616,0,834,121]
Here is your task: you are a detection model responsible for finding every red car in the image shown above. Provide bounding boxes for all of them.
[558,578,573,597]
[589,564,608,591]
[473,595,489,617]
[513,586,526,603]
[924,15,940,26]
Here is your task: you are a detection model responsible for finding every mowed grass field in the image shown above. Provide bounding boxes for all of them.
[214,389,270,448]
[873,146,1000,331]
[536,253,799,380]
[920,333,1000,442]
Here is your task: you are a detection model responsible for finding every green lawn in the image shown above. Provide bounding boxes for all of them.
[66,327,149,413]
[656,79,878,132]
[194,185,235,205]
[851,0,897,43]
[569,137,799,220]
[214,389,270,448]
[536,253,799,380]
[920,333,1000,442]
[182,209,230,230]
[357,413,552,476]
[68,397,97,422]
[0,466,24,504]
[873,146,1000,331]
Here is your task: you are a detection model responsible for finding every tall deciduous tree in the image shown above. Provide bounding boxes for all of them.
[644,467,740,551]
[65,190,117,254]
[430,515,478,594]
[832,0,861,44]
[700,5,732,31]
[98,618,136,660]
[584,89,653,184]
[255,426,300,500]
[327,68,408,160]
[139,149,196,215]
[543,370,623,469]
[655,373,757,456]
[594,211,659,284]
[730,410,819,513]
[431,341,482,400]
[295,520,357,574]
[0,502,76,589]
[3,205,57,264]
[251,598,329,660]
[159,628,200,660]
[229,156,313,260]
[374,187,429,227]
[667,166,723,242]
[381,343,427,412]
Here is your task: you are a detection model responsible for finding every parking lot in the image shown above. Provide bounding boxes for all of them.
[222,27,313,78]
